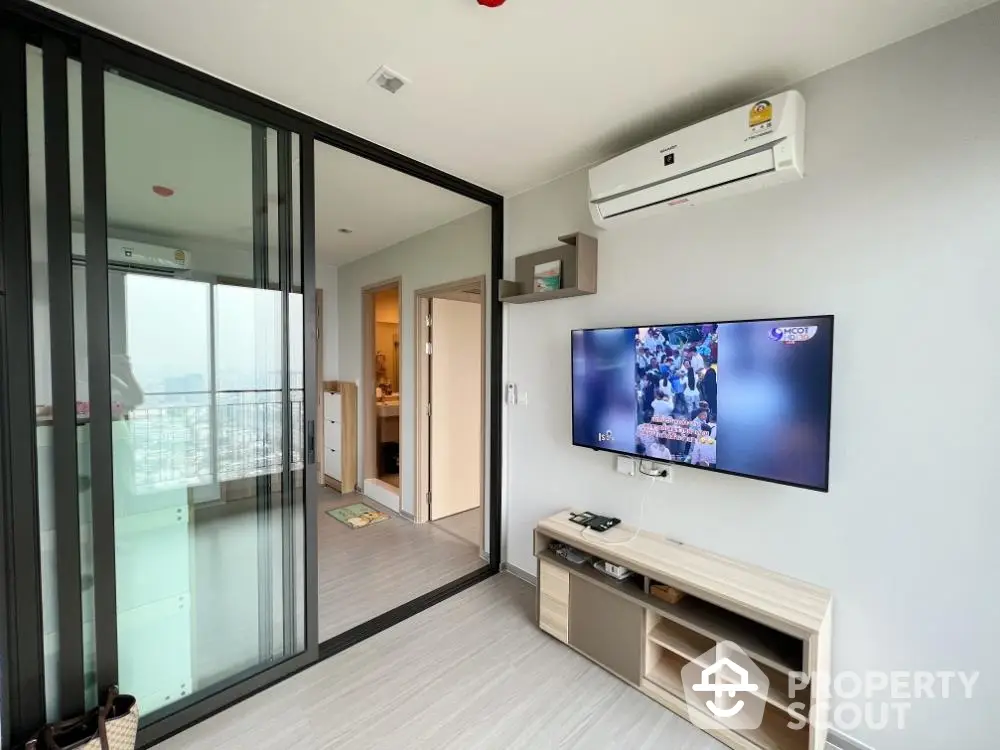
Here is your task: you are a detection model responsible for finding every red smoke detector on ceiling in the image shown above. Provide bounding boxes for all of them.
[478,0,506,6]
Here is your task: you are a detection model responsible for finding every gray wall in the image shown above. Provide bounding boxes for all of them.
[338,207,492,517]
[317,261,339,381]
[502,5,1000,749]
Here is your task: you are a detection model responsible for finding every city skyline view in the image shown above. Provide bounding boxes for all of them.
[122,273,305,490]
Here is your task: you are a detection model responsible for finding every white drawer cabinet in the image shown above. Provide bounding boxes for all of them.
[320,382,357,492]
[323,392,342,422]
[323,418,341,452]
[325,447,341,481]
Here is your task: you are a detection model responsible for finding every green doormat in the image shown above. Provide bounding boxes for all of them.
[326,503,389,529]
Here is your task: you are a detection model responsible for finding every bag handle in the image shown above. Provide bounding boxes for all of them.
[26,686,119,750]
[28,722,74,750]
[25,726,55,750]
[96,685,120,750]
[96,706,110,750]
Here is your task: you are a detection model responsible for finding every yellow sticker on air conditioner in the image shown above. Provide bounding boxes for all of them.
[749,100,772,129]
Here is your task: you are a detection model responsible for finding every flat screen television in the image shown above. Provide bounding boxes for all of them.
[571,315,833,492]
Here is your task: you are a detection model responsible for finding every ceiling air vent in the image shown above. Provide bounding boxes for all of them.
[368,65,410,94]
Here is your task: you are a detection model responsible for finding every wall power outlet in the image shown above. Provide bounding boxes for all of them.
[640,461,674,483]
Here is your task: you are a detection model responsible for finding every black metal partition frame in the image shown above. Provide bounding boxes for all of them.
[0,24,48,748]
[0,1,505,748]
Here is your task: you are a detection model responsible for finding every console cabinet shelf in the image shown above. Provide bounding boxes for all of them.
[534,512,832,750]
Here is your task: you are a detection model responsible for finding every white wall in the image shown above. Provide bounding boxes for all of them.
[338,207,492,514]
[316,261,339,381]
[503,6,999,749]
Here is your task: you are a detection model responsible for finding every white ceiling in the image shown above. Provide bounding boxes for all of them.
[34,0,994,195]
[314,143,481,267]
[27,48,256,245]
[26,47,481,267]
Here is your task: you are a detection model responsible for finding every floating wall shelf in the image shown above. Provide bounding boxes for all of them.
[500,232,598,304]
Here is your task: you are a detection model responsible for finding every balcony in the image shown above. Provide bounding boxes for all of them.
[126,388,305,492]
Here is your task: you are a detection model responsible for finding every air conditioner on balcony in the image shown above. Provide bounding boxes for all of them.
[71,233,191,271]
[588,90,805,226]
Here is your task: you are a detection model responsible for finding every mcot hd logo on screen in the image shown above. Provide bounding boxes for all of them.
[769,326,818,344]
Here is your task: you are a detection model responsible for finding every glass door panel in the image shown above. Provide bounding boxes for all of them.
[26,41,96,722]
[102,69,303,720]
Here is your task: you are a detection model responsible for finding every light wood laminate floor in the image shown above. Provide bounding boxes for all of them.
[318,488,484,640]
[433,506,482,549]
[158,574,725,750]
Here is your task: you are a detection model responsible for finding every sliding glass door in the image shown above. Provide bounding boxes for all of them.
[19,32,313,738]
[97,60,308,723]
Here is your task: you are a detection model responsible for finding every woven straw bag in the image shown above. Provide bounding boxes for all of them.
[27,687,138,750]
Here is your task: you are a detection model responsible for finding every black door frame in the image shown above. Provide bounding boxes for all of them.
[0,1,504,748]
[0,23,48,749]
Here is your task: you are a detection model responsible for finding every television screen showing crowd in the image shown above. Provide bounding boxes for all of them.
[634,324,718,467]
[571,316,833,490]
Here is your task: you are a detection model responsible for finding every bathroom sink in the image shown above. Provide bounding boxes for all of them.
[377,401,399,418]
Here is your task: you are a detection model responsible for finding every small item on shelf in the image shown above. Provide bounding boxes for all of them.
[650,583,687,605]
[586,515,620,532]
[533,260,562,292]
[593,559,632,581]
[549,541,590,565]
[568,511,620,532]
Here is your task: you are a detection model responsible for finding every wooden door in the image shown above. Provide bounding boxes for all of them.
[429,298,482,521]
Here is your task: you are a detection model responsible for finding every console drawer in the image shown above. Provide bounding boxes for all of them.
[539,559,569,603]
[539,594,568,642]
[538,559,569,642]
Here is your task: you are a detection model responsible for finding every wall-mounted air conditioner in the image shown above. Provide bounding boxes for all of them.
[70,233,191,271]
[588,90,805,226]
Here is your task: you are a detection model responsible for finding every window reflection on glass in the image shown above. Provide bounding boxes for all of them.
[214,284,298,479]
[105,277,306,493]
[117,274,210,490]
[103,71,303,719]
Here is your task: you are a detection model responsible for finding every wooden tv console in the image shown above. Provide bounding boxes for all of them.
[534,512,832,750]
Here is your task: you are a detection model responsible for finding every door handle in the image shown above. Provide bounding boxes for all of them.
[307,419,316,465]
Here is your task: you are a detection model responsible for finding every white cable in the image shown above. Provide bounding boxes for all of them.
[638,458,669,478]
[582,474,657,547]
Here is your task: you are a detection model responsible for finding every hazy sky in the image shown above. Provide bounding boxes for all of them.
[124,274,304,394]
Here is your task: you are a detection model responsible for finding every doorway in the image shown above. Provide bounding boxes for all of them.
[415,277,486,555]
[361,278,402,509]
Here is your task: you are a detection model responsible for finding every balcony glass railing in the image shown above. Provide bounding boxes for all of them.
[126,388,304,491]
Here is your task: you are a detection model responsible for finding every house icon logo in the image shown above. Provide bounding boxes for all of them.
[693,657,758,717]
[681,642,769,731]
